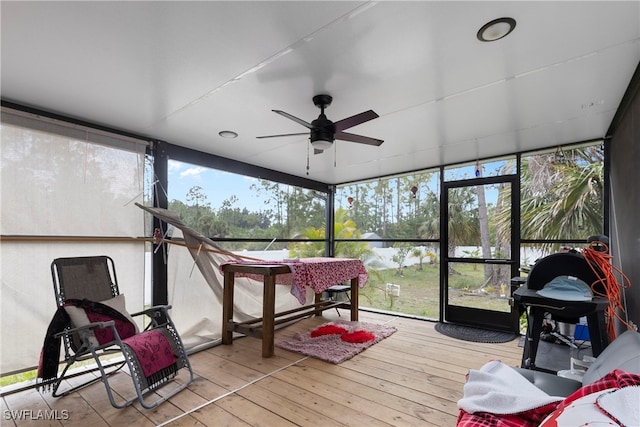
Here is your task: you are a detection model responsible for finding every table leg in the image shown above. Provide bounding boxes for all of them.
[350,277,359,321]
[222,270,235,345]
[314,292,322,317]
[262,275,276,357]
[522,306,544,368]
[587,311,609,357]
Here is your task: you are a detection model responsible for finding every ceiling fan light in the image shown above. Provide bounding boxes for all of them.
[477,17,516,42]
[311,138,333,150]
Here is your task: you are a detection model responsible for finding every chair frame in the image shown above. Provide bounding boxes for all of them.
[323,284,351,316]
[50,255,194,409]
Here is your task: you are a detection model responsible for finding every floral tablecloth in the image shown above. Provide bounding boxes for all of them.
[221,257,368,304]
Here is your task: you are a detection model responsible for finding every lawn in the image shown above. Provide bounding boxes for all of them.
[360,262,512,318]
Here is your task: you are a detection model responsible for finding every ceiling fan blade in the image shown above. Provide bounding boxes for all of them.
[333,110,379,132]
[256,132,309,139]
[335,131,384,146]
[272,110,313,129]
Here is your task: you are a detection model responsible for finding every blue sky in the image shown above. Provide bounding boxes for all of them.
[167,160,266,212]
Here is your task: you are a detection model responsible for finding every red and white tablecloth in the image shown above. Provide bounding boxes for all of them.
[221,257,368,304]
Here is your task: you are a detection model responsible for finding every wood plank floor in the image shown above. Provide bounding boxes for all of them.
[2,311,522,427]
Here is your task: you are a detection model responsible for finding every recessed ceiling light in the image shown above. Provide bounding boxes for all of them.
[219,130,238,138]
[477,17,516,42]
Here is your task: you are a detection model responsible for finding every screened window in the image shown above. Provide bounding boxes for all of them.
[336,171,440,240]
[336,171,441,319]
[520,142,604,243]
[166,159,326,250]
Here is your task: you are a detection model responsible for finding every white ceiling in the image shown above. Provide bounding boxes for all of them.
[2,1,639,184]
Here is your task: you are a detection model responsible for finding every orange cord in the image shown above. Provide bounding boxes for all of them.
[581,241,634,340]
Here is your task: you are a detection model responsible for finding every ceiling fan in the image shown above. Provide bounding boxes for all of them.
[257,94,384,153]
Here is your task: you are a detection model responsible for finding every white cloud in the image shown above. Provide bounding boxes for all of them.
[180,166,206,178]
[168,160,184,171]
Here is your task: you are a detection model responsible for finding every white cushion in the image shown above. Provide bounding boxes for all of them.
[64,294,139,347]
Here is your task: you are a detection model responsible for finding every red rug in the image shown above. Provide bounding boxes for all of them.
[276,320,396,364]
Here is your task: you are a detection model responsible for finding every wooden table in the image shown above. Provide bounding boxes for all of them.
[221,258,366,357]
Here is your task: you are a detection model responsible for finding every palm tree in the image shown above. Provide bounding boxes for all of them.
[519,146,604,250]
[419,186,479,274]
[289,208,378,265]
[289,226,325,258]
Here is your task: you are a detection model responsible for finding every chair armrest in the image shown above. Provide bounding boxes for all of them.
[130,304,172,318]
[131,305,174,329]
[53,320,116,338]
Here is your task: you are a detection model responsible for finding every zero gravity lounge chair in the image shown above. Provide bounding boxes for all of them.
[40,256,194,409]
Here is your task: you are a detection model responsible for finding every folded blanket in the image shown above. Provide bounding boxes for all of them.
[457,360,564,415]
[122,329,177,378]
[458,363,640,427]
[37,299,136,389]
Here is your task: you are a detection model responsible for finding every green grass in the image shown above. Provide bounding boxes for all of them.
[361,263,511,318]
[0,370,37,387]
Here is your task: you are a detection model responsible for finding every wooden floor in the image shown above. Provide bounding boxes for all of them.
[2,311,522,427]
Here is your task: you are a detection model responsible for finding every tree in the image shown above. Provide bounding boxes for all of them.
[249,181,325,239]
[391,243,412,276]
[333,208,375,261]
[410,247,431,270]
[416,192,440,240]
[475,167,492,283]
[197,214,229,237]
[518,146,604,249]
[426,186,478,255]
[375,179,393,236]
[251,180,288,234]
[289,226,325,258]
[285,187,325,235]
[341,182,378,234]
[420,185,478,274]
[186,185,209,208]
[289,208,376,264]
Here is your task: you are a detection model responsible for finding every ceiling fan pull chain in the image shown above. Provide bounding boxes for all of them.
[306,140,310,175]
